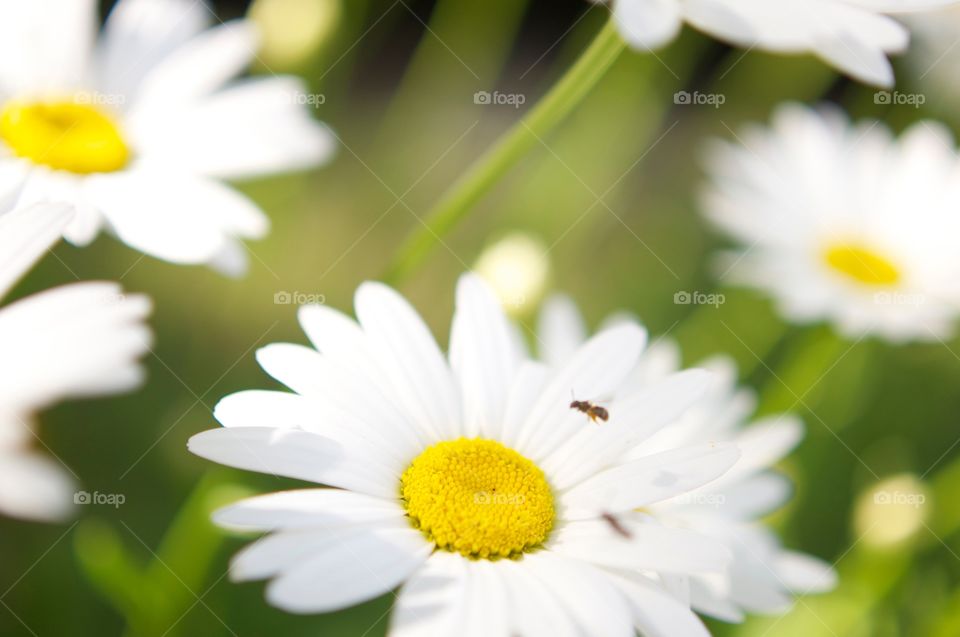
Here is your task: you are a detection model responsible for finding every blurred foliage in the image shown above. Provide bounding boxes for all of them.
[3,0,960,635]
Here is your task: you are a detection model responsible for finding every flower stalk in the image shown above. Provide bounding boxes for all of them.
[385,18,627,283]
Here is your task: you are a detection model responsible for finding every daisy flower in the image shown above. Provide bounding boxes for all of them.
[538,295,837,621]
[0,190,151,521]
[601,0,960,87]
[0,0,334,274]
[189,273,745,636]
[702,103,960,342]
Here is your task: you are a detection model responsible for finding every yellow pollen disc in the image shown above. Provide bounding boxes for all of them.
[400,438,555,560]
[0,99,130,174]
[823,242,900,287]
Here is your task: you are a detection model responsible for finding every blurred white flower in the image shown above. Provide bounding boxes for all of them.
[600,0,960,87]
[702,104,960,342]
[0,0,335,274]
[189,273,743,636]
[0,190,151,521]
[538,296,837,622]
[250,0,342,70]
[474,232,550,316]
[854,473,930,547]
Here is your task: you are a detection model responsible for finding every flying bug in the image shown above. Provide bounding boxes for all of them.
[569,395,609,424]
[601,512,632,539]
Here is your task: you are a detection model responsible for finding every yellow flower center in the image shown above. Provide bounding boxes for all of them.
[0,99,130,174]
[400,438,555,559]
[823,242,900,287]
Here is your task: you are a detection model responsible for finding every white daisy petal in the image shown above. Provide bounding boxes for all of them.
[605,0,937,86]
[537,294,588,367]
[848,0,960,10]
[544,369,714,489]
[213,489,406,532]
[127,20,259,118]
[498,360,551,447]
[613,0,683,50]
[700,472,793,520]
[493,558,582,637]
[254,343,424,451]
[612,573,712,637]
[390,551,468,637]
[354,282,461,441]
[132,77,335,180]
[460,560,512,637]
[523,551,635,637]
[0,282,151,413]
[0,0,96,94]
[0,449,75,522]
[449,274,520,438]
[187,427,396,498]
[551,518,731,574]
[263,523,431,614]
[812,25,898,87]
[214,389,316,429]
[718,416,803,484]
[216,389,412,474]
[95,0,211,102]
[561,443,741,517]
[517,323,647,461]
[775,551,838,594]
[0,203,73,300]
[689,576,745,622]
[85,170,268,265]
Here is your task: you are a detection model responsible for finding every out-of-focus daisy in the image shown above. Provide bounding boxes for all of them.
[0,0,334,274]
[249,0,342,70]
[538,295,837,621]
[0,194,151,521]
[473,232,550,316]
[853,473,930,548]
[702,103,960,342]
[190,273,742,636]
[600,0,960,86]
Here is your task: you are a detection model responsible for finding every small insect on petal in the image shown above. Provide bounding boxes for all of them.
[570,399,609,424]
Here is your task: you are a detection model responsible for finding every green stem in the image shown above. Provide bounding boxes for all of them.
[75,472,251,637]
[384,18,627,283]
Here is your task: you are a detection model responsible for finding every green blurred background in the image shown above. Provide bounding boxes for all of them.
[3,0,960,635]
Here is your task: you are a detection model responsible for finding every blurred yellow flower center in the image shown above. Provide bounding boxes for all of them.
[0,99,130,174]
[400,438,555,559]
[824,243,900,286]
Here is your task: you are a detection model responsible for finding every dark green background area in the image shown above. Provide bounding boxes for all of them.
[2,0,959,635]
